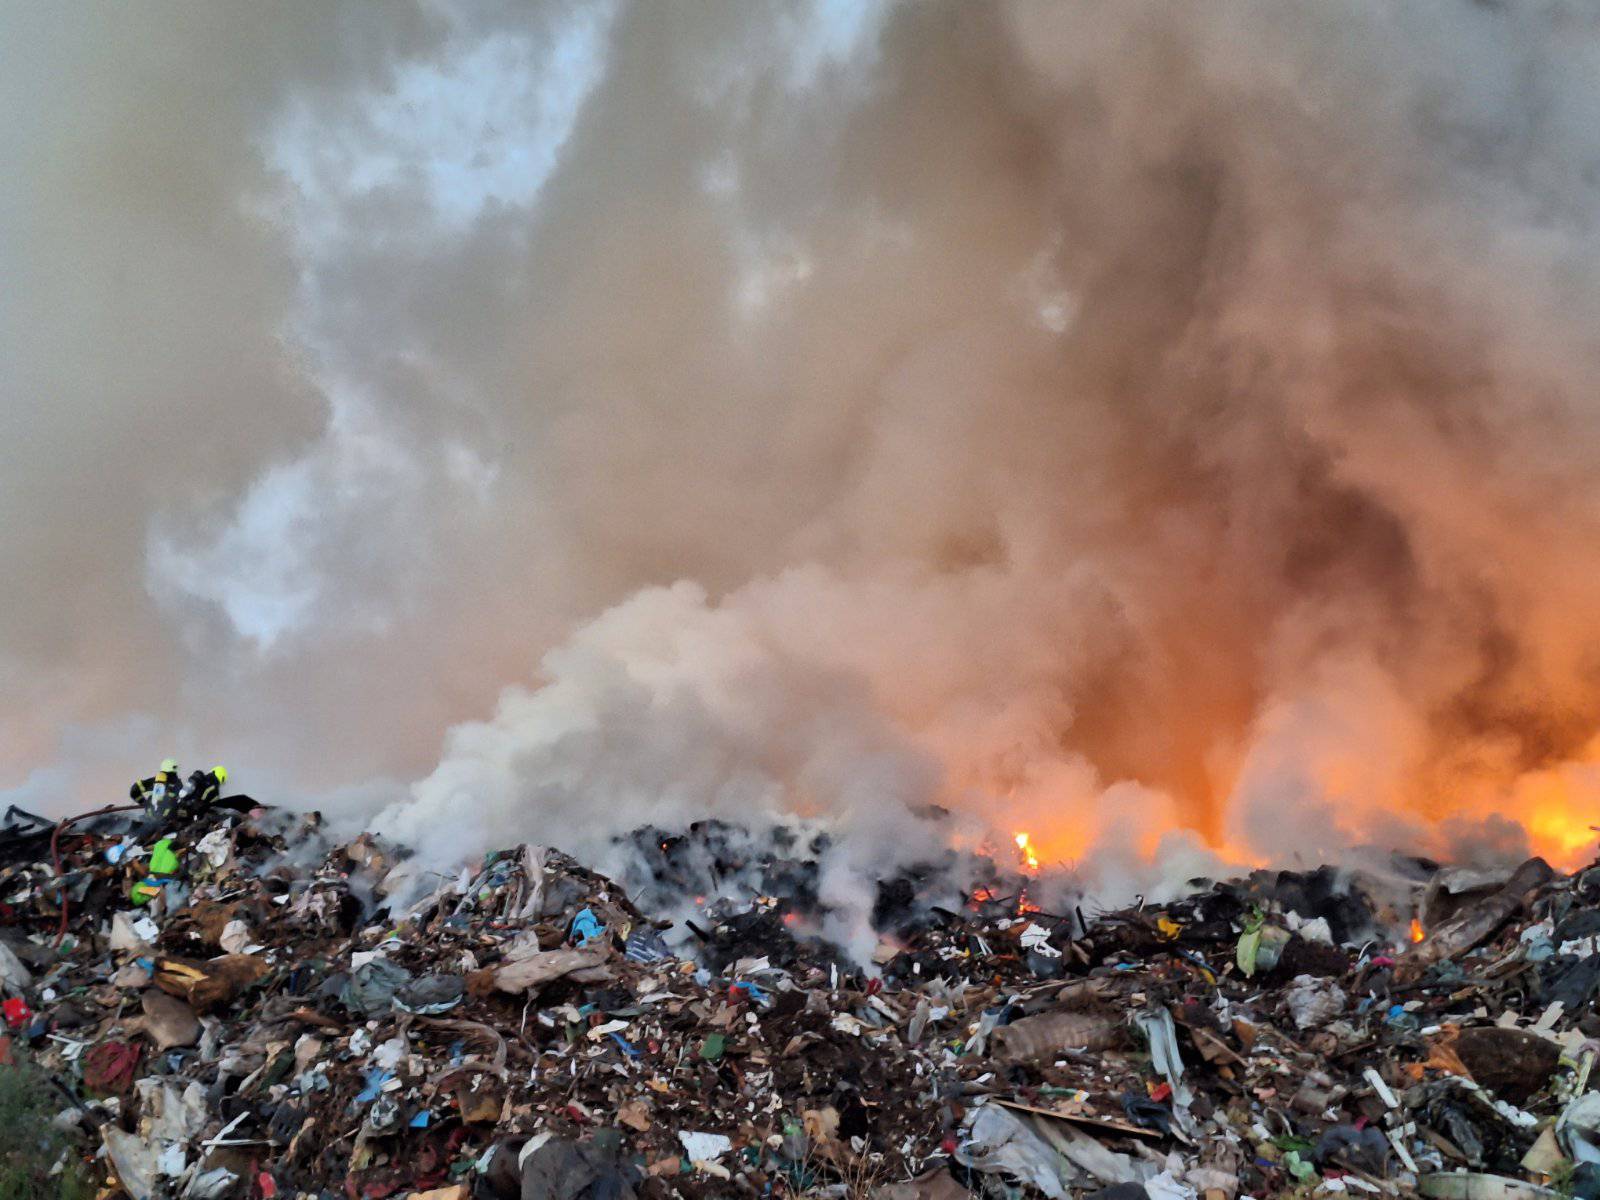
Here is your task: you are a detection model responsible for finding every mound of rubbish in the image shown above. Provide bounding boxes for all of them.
[4,794,1600,1200]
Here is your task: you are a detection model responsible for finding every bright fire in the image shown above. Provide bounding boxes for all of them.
[1409,918,1425,944]
[1514,771,1600,866]
[984,773,1600,888]
[1015,831,1040,872]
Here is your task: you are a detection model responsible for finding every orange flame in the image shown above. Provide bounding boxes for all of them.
[1410,918,1425,944]
[1014,831,1040,873]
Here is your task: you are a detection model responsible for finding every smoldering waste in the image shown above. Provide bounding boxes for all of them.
[3,798,1600,1199]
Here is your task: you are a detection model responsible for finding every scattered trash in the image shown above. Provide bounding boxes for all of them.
[394,972,466,1015]
[1285,973,1347,1029]
[956,1103,1073,1198]
[138,989,200,1050]
[569,905,605,945]
[2,995,32,1028]
[1558,1091,1600,1165]
[624,926,670,963]
[491,942,611,993]
[1417,1173,1563,1200]
[4,791,1600,1197]
[991,1008,1119,1063]
[341,956,413,1016]
[1453,1027,1561,1106]
[0,939,32,991]
[677,1129,732,1162]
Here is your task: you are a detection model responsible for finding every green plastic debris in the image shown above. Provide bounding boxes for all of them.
[1282,1150,1317,1182]
[1237,924,1263,978]
[700,1033,725,1061]
[1236,907,1289,977]
[149,839,179,876]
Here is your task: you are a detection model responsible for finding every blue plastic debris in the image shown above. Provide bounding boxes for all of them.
[355,1067,395,1104]
[729,980,773,1007]
[1385,1004,1420,1031]
[625,927,671,963]
[570,907,604,946]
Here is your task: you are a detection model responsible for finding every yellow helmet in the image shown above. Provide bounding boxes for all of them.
[160,758,178,773]
[213,765,228,784]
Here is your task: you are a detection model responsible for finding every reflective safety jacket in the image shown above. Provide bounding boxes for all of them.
[179,769,225,813]
[130,770,179,808]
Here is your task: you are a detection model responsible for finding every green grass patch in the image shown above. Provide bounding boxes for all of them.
[0,1055,95,1200]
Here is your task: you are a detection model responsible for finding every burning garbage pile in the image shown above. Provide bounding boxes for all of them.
[7,780,1600,1199]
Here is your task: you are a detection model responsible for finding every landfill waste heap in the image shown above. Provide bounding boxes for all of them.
[5,791,1600,1200]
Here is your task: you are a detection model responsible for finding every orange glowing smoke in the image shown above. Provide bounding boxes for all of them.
[1410,918,1424,944]
[985,768,1600,883]
[1513,771,1600,867]
[1014,831,1040,873]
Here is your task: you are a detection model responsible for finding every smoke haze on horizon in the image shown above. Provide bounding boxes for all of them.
[7,1,1600,909]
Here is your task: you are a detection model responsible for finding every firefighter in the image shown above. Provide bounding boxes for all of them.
[130,759,181,818]
[177,765,228,818]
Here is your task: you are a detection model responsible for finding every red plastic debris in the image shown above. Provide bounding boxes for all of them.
[82,1040,141,1095]
[2,997,32,1029]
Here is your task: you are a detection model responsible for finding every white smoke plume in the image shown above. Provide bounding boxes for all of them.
[7,2,1600,922]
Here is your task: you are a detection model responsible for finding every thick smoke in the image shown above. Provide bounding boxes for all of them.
[8,2,1600,913]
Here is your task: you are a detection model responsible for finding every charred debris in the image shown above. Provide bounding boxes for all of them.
[2,796,1600,1200]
